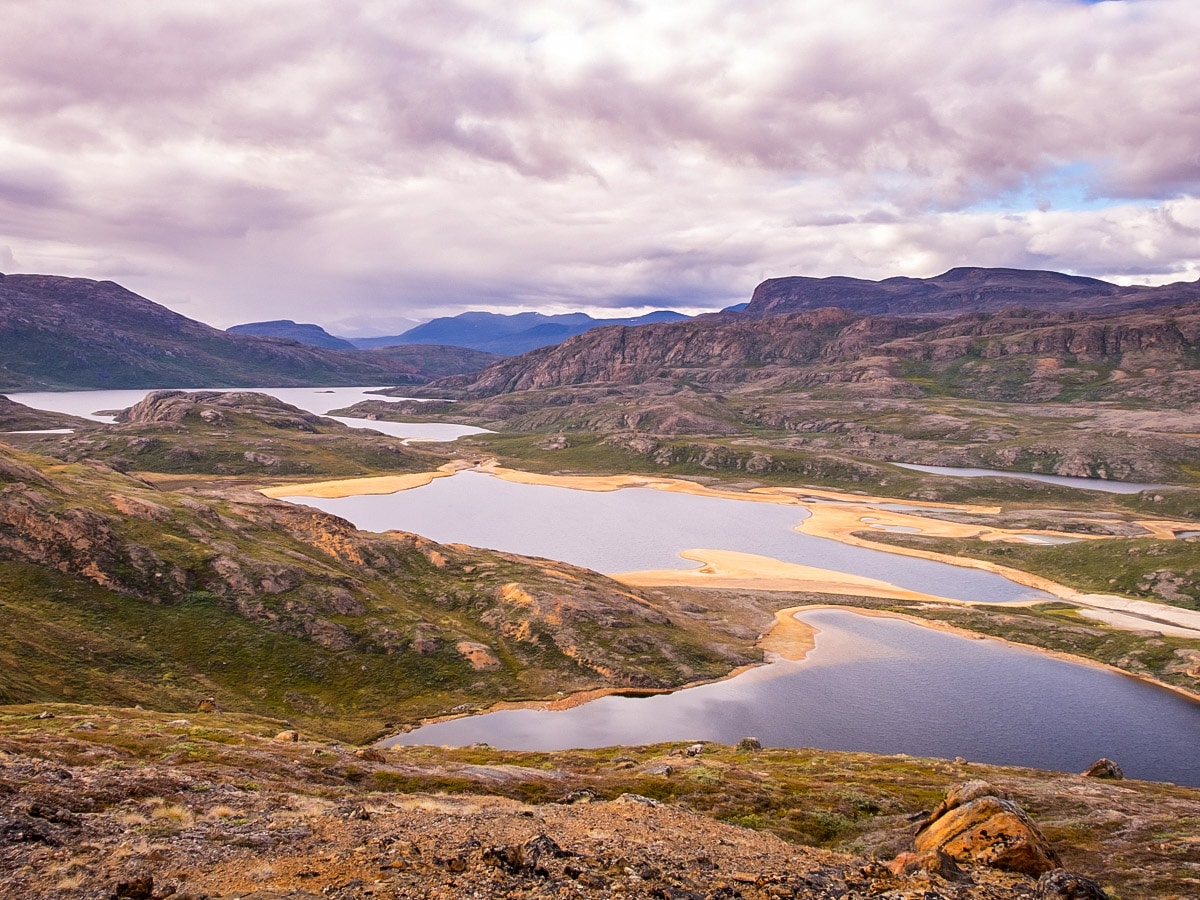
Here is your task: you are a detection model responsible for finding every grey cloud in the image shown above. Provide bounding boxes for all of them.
[0,0,1197,328]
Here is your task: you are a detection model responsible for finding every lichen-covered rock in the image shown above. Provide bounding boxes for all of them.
[1037,868,1111,899]
[1081,758,1124,780]
[915,784,1061,876]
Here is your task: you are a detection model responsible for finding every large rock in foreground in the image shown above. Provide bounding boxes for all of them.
[915,781,1061,876]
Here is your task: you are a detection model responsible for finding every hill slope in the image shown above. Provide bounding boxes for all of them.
[0,442,740,740]
[0,274,491,389]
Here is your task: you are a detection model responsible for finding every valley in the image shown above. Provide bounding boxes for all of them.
[3,268,1199,897]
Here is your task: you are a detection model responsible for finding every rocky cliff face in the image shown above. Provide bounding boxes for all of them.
[427,304,1200,403]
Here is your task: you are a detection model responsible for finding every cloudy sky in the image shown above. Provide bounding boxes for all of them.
[1,0,1198,334]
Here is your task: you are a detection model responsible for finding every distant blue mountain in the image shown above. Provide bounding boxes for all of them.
[351,310,690,355]
[227,320,355,350]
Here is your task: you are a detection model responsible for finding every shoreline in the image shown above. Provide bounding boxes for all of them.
[386,601,1200,745]
[260,462,1200,638]
[615,549,959,603]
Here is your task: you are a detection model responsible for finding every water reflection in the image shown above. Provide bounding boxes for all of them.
[386,609,1200,785]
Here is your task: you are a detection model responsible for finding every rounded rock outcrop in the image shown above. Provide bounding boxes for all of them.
[915,782,1061,876]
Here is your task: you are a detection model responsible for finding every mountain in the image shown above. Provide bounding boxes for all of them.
[353,309,690,355]
[743,266,1200,318]
[423,301,1200,404]
[227,319,355,350]
[0,273,494,390]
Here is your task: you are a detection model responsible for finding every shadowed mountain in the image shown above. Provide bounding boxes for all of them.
[353,309,690,355]
[227,319,356,350]
[0,274,495,390]
[744,267,1200,318]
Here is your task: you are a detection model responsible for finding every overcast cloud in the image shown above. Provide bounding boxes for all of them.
[0,0,1197,333]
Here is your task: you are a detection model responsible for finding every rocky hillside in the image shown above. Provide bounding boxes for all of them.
[0,442,742,740]
[423,304,1200,404]
[0,274,493,389]
[0,395,92,432]
[744,266,1200,318]
[12,391,445,479]
[3,705,1197,899]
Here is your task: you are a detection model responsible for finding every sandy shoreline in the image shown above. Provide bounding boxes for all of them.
[258,461,469,498]
[616,549,957,603]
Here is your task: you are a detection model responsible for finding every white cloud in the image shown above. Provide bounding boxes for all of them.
[0,0,1196,328]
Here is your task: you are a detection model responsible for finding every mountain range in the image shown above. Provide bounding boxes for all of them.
[415,268,1200,426]
[5,266,1198,393]
[0,274,496,390]
[230,310,691,355]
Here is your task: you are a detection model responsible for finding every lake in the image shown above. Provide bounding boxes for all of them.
[385,608,1200,785]
[5,386,488,443]
[894,462,1166,494]
[288,469,1053,604]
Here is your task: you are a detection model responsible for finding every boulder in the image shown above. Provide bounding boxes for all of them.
[915,783,1060,876]
[736,737,762,752]
[1037,868,1111,899]
[887,849,972,883]
[1081,758,1124,780]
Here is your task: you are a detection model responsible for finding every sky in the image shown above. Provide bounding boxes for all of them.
[1,0,1198,335]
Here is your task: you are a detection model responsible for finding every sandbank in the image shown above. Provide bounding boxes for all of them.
[257,462,467,499]
[615,549,956,603]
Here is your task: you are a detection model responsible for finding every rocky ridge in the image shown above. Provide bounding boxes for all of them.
[743,266,1200,318]
[423,305,1200,403]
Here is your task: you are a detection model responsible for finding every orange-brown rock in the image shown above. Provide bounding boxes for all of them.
[915,784,1061,876]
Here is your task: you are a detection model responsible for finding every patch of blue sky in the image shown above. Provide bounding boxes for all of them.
[966,161,1113,214]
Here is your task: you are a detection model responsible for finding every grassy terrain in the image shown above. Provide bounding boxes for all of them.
[0,444,748,743]
[862,531,1200,610]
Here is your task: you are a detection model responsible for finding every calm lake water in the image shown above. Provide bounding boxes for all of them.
[894,462,1166,494]
[5,387,488,442]
[290,470,1053,604]
[386,608,1200,785]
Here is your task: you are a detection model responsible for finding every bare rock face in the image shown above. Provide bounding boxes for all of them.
[915,782,1061,876]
